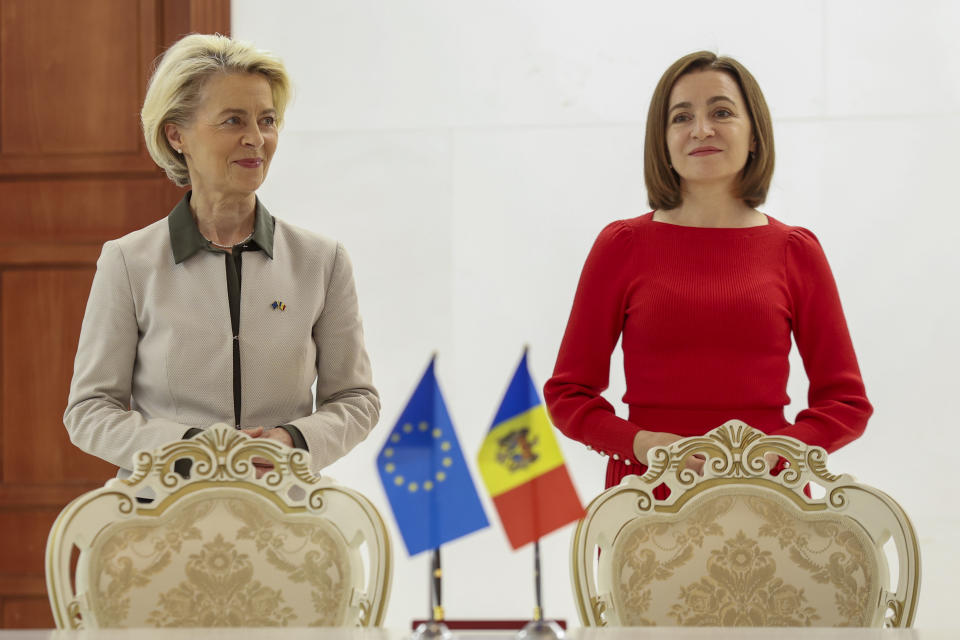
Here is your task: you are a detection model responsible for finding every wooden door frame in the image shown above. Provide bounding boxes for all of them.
[0,0,230,628]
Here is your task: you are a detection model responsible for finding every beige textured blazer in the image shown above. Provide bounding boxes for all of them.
[64,197,380,477]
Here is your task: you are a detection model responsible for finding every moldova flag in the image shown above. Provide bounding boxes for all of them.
[477,350,584,549]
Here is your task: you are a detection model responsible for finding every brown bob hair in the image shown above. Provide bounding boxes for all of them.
[644,51,775,210]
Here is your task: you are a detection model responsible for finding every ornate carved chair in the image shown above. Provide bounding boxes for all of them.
[46,424,392,628]
[570,421,919,627]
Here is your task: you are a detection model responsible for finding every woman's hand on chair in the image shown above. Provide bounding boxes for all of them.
[633,430,705,475]
[764,451,784,473]
[242,426,294,477]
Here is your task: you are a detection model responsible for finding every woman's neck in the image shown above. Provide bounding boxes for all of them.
[657,183,765,228]
[189,190,256,248]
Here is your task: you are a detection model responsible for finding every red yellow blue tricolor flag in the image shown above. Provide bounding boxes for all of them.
[477,349,583,549]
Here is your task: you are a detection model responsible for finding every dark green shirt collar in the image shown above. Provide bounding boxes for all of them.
[168,191,275,264]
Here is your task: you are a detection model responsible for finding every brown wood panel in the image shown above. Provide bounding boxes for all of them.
[0,177,184,242]
[1,597,52,629]
[1,268,117,484]
[0,484,97,508]
[0,0,142,155]
[0,244,103,267]
[0,509,59,574]
[0,0,230,628]
[158,0,233,42]
[189,0,231,36]
[0,575,45,597]
[0,0,157,175]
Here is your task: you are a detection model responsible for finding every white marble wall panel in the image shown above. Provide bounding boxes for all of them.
[236,0,826,130]
[453,0,825,125]
[910,514,960,630]
[764,120,829,228]
[824,0,960,117]
[234,0,459,131]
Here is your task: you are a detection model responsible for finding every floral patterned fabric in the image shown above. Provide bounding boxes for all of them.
[85,492,352,627]
[610,491,880,626]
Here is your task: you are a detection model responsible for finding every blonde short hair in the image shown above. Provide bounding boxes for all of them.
[141,33,291,187]
[644,51,775,210]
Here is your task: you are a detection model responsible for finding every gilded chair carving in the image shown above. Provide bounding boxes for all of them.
[571,421,919,627]
[46,424,391,628]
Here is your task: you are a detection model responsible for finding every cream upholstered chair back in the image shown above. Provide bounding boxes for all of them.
[46,424,391,629]
[571,421,919,628]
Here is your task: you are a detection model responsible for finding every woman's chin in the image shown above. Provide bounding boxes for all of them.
[217,176,268,197]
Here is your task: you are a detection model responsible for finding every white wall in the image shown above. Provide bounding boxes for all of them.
[234,0,960,628]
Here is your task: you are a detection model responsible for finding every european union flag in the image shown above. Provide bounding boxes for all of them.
[377,357,489,556]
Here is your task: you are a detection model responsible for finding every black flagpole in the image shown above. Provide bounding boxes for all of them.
[519,539,564,639]
[432,546,444,622]
[533,539,543,621]
[413,546,449,640]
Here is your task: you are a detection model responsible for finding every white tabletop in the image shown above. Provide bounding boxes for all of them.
[0,628,952,640]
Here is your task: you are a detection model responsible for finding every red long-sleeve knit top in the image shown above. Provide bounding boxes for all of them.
[544,213,872,489]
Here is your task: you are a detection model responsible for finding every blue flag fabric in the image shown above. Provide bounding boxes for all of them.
[490,351,541,426]
[376,358,489,556]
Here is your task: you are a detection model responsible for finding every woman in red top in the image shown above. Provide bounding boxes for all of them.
[544,51,872,491]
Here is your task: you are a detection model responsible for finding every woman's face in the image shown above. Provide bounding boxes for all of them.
[665,70,755,191]
[169,72,278,198]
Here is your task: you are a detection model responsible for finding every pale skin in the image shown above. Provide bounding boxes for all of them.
[165,72,290,476]
[242,427,293,478]
[164,71,279,251]
[654,70,763,228]
[633,69,777,473]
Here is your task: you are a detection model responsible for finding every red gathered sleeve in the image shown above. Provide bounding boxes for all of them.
[767,228,872,451]
[544,221,640,462]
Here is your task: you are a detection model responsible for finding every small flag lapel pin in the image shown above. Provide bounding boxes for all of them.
[271,300,286,311]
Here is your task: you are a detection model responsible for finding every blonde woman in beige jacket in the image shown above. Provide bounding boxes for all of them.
[64,34,380,480]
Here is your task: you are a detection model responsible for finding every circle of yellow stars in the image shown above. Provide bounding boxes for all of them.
[382,421,454,492]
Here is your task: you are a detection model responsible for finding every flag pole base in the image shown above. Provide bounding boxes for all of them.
[411,620,452,640]
[516,619,564,640]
